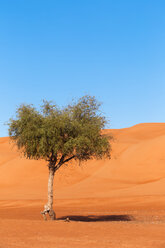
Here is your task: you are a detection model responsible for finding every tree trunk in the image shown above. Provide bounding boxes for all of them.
[47,167,56,220]
[41,167,56,220]
[47,167,54,209]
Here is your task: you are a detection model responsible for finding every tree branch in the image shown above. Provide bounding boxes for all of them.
[63,155,75,164]
[54,155,76,172]
[59,154,65,164]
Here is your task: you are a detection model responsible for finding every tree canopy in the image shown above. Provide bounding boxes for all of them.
[8,96,111,170]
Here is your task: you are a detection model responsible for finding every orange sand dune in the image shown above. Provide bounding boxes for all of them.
[1,123,165,248]
[0,123,165,207]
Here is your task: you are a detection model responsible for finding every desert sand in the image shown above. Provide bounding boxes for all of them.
[0,123,165,248]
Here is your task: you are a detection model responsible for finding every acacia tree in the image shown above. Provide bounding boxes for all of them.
[8,96,111,220]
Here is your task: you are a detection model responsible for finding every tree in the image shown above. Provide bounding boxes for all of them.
[8,96,111,220]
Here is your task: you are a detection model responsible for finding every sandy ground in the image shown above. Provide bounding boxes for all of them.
[0,123,165,247]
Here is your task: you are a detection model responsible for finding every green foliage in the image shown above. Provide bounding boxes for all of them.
[8,96,111,170]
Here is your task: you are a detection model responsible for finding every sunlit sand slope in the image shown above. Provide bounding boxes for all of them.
[0,123,165,208]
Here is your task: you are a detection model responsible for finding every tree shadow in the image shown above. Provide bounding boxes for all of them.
[58,214,134,222]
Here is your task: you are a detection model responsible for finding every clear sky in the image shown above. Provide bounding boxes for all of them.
[0,0,165,136]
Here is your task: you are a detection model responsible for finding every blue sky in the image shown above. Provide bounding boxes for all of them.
[0,0,165,136]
